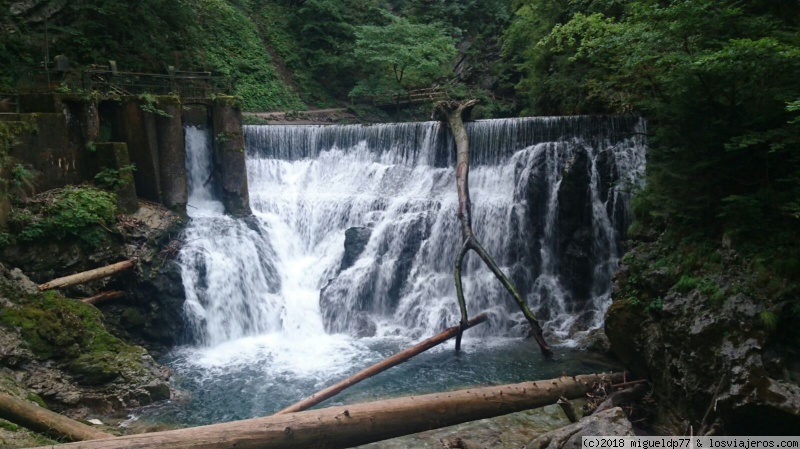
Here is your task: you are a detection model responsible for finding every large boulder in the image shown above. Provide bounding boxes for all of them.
[341,226,372,271]
[606,238,800,434]
[525,407,634,449]
[0,264,171,417]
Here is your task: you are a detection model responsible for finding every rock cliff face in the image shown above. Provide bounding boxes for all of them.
[606,233,800,434]
[0,264,171,418]
[1,202,187,350]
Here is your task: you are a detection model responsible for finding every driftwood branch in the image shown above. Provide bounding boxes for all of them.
[82,291,125,306]
[275,312,489,415]
[557,396,579,423]
[434,100,551,357]
[38,260,136,291]
[0,392,113,442]
[31,372,624,449]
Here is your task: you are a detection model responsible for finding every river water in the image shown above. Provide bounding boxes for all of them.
[135,117,646,426]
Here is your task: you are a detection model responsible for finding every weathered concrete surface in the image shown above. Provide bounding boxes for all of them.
[94,142,138,213]
[212,96,251,217]
[0,184,10,229]
[17,94,61,113]
[113,100,162,203]
[155,97,187,212]
[7,113,86,191]
[182,104,210,128]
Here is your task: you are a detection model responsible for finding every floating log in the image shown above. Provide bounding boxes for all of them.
[275,312,489,415]
[82,291,125,306]
[0,392,113,442]
[31,372,624,449]
[38,260,136,291]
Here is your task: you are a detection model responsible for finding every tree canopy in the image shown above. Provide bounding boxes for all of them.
[350,17,457,99]
[502,0,800,276]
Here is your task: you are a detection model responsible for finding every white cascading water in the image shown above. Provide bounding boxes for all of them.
[164,117,646,423]
[183,117,646,345]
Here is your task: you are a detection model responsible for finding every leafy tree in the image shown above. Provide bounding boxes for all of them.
[290,0,387,98]
[505,0,800,275]
[350,17,457,99]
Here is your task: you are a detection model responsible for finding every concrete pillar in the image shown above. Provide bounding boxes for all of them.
[0,183,10,229]
[116,100,162,203]
[156,97,187,213]
[212,96,251,217]
[94,142,139,214]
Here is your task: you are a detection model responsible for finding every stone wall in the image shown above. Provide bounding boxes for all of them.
[4,93,249,217]
[212,96,251,217]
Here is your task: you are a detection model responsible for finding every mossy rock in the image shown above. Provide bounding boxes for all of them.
[0,289,149,383]
[120,308,146,327]
[604,300,649,374]
[69,352,123,385]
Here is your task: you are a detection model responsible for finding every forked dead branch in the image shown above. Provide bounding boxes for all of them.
[433,100,552,357]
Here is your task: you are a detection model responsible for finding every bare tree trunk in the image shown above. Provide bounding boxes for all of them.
[38,260,136,291]
[0,393,113,442]
[433,100,552,357]
[82,291,125,306]
[31,373,623,449]
[276,312,488,415]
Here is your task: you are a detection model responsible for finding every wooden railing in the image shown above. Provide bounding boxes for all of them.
[357,87,449,108]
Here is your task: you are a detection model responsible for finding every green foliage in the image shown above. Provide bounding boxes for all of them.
[195,0,305,111]
[8,186,116,247]
[94,164,136,191]
[350,16,457,99]
[0,419,20,432]
[138,94,172,118]
[288,0,388,99]
[674,276,700,293]
[505,0,800,279]
[759,310,779,331]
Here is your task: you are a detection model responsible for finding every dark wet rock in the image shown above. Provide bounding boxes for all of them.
[0,202,187,350]
[607,241,800,435]
[341,226,372,271]
[556,148,594,306]
[384,216,427,311]
[353,312,377,338]
[525,407,634,449]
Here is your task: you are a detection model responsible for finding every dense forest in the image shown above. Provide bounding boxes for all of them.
[1,0,799,439]
[7,0,795,286]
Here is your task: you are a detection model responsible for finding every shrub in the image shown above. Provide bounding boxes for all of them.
[8,186,117,247]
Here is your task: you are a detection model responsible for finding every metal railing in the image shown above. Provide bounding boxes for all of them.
[7,63,231,98]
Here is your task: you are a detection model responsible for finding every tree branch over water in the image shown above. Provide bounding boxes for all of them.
[433,100,552,357]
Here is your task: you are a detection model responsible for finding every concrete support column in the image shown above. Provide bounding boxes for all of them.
[116,100,162,203]
[156,97,187,213]
[212,97,251,217]
[94,142,139,213]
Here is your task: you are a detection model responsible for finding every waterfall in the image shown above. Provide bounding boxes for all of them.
[180,116,645,347]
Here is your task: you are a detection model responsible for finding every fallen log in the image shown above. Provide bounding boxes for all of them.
[276,312,489,415]
[81,291,125,306]
[38,260,136,291]
[0,392,113,442]
[31,372,624,449]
